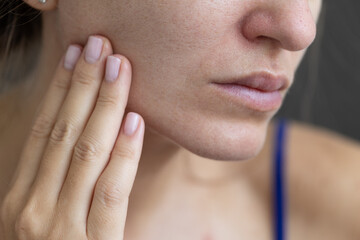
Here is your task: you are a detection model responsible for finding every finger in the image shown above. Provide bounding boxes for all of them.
[87,113,145,240]
[28,35,113,206]
[58,56,132,223]
[9,44,82,196]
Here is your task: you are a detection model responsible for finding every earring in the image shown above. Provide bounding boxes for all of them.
[38,0,46,3]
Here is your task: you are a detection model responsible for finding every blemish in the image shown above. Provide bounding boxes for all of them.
[202,233,214,240]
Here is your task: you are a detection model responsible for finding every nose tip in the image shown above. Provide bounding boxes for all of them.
[242,5,317,51]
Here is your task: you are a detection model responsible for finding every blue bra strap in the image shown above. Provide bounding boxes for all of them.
[273,118,288,240]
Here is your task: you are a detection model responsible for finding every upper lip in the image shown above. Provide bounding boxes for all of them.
[213,72,289,92]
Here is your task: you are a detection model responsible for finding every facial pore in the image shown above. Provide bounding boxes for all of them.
[55,0,322,161]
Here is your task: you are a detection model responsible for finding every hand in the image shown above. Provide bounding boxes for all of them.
[0,35,145,239]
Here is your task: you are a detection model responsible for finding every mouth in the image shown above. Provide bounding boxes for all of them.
[214,72,288,92]
[210,72,289,112]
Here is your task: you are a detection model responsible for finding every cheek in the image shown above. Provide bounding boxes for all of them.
[310,0,323,22]
[57,0,149,48]
[58,0,223,74]
[57,0,232,79]
[56,0,106,47]
[293,50,308,70]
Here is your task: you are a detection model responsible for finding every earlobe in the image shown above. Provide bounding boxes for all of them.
[23,0,58,11]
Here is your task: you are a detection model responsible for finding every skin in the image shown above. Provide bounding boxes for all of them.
[0,0,322,190]
[41,0,320,161]
[4,0,359,239]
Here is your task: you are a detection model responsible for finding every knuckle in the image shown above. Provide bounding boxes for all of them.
[53,75,71,91]
[95,179,128,208]
[31,113,53,139]
[1,194,15,223]
[96,93,119,108]
[47,220,86,240]
[73,67,97,87]
[112,144,137,160]
[50,119,77,144]
[74,137,103,164]
[1,189,29,225]
[15,208,42,239]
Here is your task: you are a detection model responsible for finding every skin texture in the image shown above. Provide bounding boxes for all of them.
[3,0,345,239]
[50,0,322,162]
[0,0,321,211]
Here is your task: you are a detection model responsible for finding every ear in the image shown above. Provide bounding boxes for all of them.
[23,0,58,11]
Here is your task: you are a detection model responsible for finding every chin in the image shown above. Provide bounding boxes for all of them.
[147,115,270,162]
[184,124,267,162]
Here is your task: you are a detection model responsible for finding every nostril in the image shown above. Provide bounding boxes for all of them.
[249,34,282,49]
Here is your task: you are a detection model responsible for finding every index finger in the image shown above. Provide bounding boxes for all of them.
[9,45,82,195]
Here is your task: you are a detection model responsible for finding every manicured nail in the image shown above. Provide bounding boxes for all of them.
[105,56,121,82]
[124,112,140,136]
[64,45,81,70]
[85,36,103,64]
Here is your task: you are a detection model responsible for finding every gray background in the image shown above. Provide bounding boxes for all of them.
[275,0,360,142]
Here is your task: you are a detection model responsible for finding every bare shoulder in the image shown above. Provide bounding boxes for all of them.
[286,120,360,237]
[289,120,360,155]
[288,120,360,177]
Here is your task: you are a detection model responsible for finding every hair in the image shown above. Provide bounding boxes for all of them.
[0,0,42,94]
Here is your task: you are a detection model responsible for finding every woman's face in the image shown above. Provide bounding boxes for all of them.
[57,0,322,161]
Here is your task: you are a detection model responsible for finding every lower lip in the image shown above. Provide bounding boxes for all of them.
[212,83,283,112]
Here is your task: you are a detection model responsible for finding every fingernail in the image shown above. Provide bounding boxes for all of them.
[64,45,82,70]
[124,112,140,136]
[85,36,103,64]
[105,56,121,82]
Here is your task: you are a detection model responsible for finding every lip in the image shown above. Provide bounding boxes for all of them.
[211,72,289,112]
[214,72,288,92]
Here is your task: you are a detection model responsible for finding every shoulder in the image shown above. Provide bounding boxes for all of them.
[287,120,360,172]
[286,120,360,236]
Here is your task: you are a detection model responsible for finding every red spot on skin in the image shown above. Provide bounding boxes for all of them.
[203,233,213,240]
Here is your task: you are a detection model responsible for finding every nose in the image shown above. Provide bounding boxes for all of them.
[241,1,317,51]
